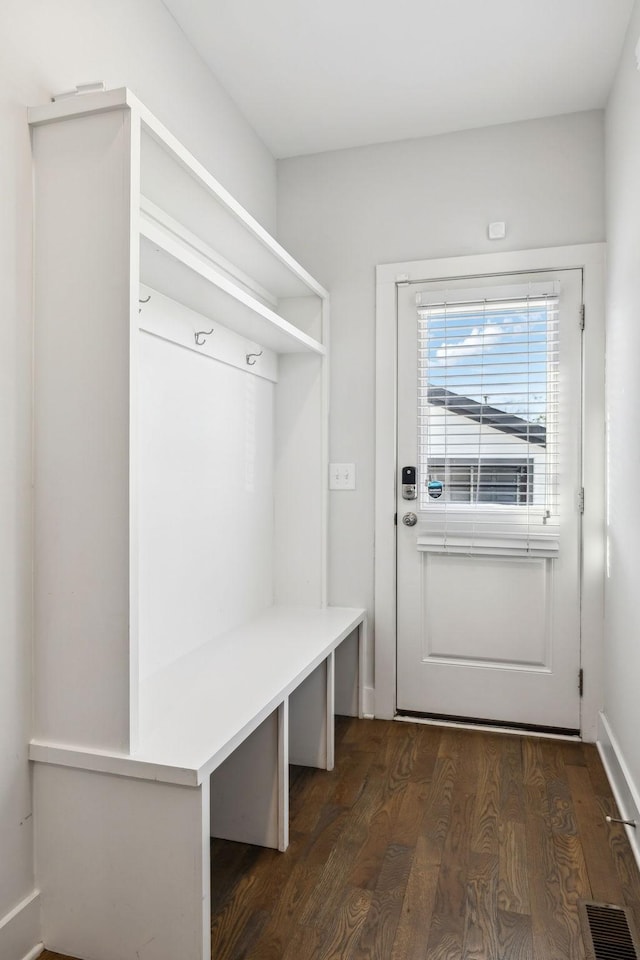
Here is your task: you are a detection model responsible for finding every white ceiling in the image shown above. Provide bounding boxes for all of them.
[163,0,634,158]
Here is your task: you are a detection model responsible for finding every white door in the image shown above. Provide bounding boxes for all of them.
[396,269,583,731]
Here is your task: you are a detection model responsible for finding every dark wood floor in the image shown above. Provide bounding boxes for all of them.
[42,717,640,960]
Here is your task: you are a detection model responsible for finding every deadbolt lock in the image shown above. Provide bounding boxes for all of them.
[401,466,417,500]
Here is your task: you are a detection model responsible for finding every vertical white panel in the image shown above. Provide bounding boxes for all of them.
[275,354,324,605]
[321,298,330,608]
[137,332,275,679]
[210,711,281,849]
[35,764,208,960]
[326,652,335,771]
[335,629,360,717]
[289,659,332,768]
[278,699,290,851]
[129,109,142,751]
[33,110,134,750]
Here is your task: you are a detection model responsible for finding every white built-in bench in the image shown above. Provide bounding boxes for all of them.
[29,89,364,960]
[30,605,366,960]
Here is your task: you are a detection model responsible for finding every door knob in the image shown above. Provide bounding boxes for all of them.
[402,512,418,527]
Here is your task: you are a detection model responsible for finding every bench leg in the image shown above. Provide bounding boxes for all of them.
[337,619,367,719]
[335,627,362,718]
[34,763,210,960]
[289,653,335,771]
[210,702,289,851]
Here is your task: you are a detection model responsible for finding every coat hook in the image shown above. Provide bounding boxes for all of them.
[194,328,214,346]
[246,350,263,366]
[138,294,151,314]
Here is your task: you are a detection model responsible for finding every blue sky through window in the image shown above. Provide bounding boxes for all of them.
[419,298,557,425]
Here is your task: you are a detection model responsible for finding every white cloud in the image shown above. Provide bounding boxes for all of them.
[435,324,503,364]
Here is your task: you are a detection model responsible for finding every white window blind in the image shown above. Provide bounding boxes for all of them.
[416,282,560,557]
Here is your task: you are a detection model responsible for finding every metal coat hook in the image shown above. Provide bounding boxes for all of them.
[194,328,214,346]
[138,295,151,314]
[246,350,263,366]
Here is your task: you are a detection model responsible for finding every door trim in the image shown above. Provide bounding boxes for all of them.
[374,243,605,739]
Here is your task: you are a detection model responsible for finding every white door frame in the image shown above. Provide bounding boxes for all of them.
[374,243,605,740]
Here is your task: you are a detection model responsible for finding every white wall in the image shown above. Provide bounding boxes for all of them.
[277,111,605,694]
[602,0,640,817]
[0,2,275,955]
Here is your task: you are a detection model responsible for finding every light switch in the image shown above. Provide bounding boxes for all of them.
[329,463,356,490]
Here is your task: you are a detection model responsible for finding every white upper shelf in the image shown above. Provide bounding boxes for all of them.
[28,87,329,306]
[139,214,325,355]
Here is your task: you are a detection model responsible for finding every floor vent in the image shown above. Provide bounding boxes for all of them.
[579,900,640,960]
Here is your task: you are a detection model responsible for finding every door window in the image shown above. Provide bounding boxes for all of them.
[416,283,559,548]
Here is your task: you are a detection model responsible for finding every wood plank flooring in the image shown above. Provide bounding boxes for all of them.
[41,717,640,960]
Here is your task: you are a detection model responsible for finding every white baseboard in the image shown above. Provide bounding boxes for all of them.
[597,711,640,873]
[22,945,44,960]
[0,890,42,960]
